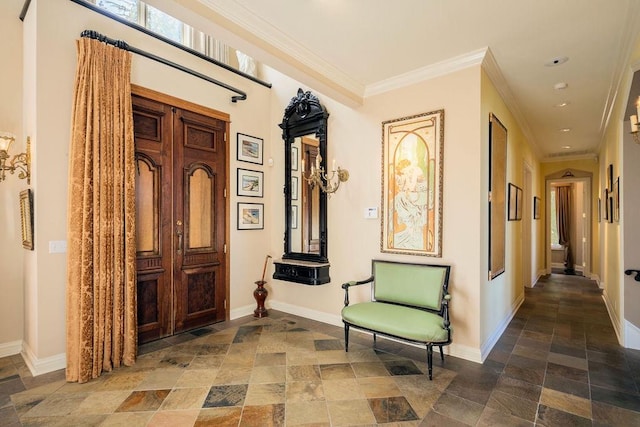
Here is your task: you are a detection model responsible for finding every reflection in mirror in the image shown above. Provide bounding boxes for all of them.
[290,135,321,254]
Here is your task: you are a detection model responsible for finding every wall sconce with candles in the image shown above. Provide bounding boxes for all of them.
[629,97,640,144]
[0,132,31,184]
[304,152,349,195]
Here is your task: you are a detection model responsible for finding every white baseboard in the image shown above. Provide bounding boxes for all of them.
[230,304,256,320]
[268,299,482,364]
[591,274,602,288]
[624,320,640,350]
[0,340,22,358]
[601,292,623,345]
[21,342,66,377]
[268,300,343,327]
[479,293,524,362]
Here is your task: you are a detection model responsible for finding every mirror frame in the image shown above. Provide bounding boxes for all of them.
[280,88,329,263]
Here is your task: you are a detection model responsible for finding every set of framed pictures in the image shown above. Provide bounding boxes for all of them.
[236,133,264,230]
[600,163,619,224]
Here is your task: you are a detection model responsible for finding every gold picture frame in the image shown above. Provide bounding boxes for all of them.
[489,113,507,280]
[19,189,34,250]
[381,109,444,257]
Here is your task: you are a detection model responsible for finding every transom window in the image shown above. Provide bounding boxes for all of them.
[89,0,257,76]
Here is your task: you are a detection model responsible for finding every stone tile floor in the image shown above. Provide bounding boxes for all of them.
[1,274,639,426]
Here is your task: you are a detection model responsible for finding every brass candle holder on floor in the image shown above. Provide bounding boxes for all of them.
[254,255,272,318]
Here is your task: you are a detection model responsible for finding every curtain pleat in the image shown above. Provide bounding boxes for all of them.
[66,38,136,383]
[556,185,574,273]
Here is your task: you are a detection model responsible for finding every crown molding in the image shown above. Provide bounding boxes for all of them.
[364,48,487,98]
[197,0,364,97]
[481,47,543,160]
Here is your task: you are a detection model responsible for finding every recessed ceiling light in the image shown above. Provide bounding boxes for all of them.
[561,145,572,149]
[554,82,568,90]
[545,56,569,67]
[555,101,570,107]
[560,128,571,132]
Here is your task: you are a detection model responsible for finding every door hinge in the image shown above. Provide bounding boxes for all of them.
[224,188,227,198]
[224,299,227,309]
[224,243,227,254]
[488,191,492,202]
[224,132,227,143]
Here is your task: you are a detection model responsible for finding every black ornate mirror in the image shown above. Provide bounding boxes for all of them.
[273,89,330,285]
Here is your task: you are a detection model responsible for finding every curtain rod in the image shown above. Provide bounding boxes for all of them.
[70,0,271,90]
[81,30,247,103]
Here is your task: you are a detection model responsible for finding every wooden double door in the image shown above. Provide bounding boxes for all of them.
[133,90,228,344]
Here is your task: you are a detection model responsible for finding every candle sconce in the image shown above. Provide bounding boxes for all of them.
[304,153,349,195]
[0,133,31,184]
[628,97,640,144]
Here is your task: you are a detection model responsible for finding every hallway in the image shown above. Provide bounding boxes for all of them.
[0,274,639,425]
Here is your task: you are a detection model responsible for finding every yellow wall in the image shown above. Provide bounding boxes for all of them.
[479,69,542,353]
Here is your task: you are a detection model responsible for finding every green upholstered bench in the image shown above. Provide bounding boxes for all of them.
[341,260,451,380]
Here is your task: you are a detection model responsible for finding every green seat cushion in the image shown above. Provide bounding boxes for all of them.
[342,302,449,343]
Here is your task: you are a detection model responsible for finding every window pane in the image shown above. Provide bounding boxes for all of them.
[96,0,139,22]
[146,4,183,43]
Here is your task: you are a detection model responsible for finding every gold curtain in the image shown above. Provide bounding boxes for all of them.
[66,38,137,383]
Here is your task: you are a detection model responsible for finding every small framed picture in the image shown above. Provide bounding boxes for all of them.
[507,183,518,221]
[291,176,298,200]
[613,177,620,222]
[533,196,541,220]
[237,168,263,197]
[291,205,298,229]
[237,202,264,230]
[603,189,609,221]
[291,146,299,171]
[237,133,263,165]
[515,186,523,221]
[607,164,614,192]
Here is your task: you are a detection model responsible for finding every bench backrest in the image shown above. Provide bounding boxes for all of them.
[372,260,450,312]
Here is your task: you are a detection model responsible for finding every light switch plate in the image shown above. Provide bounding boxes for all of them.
[364,207,378,219]
[49,240,67,253]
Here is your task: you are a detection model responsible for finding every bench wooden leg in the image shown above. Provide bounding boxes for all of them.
[426,345,433,380]
[439,345,444,362]
[373,333,377,348]
[344,324,350,352]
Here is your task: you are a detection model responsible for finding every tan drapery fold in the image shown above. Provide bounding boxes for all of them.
[556,185,575,274]
[66,38,137,383]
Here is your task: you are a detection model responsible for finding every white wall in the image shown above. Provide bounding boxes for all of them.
[0,0,26,356]
[17,0,273,373]
[263,64,486,361]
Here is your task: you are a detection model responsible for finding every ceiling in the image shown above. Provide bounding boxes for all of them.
[186,0,640,160]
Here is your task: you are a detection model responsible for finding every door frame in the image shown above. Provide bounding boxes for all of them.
[132,84,231,324]
[544,169,592,278]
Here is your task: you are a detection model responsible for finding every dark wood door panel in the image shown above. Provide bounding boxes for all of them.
[174,266,220,333]
[134,92,227,344]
